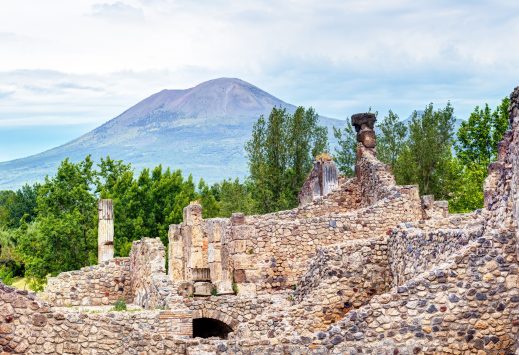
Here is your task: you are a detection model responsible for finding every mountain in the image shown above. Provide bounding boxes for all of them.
[0,78,344,190]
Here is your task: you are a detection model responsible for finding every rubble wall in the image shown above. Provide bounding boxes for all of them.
[130,237,179,309]
[40,258,132,307]
[186,295,274,332]
[0,283,192,354]
[236,237,390,338]
[388,214,485,287]
[228,185,421,292]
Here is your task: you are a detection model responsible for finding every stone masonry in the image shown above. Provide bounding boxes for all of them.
[1,87,518,354]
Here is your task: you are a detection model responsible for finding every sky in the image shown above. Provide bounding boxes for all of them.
[0,0,518,161]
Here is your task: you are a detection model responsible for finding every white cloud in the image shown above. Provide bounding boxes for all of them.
[91,2,145,22]
[0,0,516,126]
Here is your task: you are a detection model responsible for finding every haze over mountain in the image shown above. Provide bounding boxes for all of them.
[0,78,344,190]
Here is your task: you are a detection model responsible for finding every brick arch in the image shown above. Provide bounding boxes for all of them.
[191,308,238,330]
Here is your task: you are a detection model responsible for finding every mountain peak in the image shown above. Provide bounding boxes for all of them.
[0,78,341,190]
[114,78,293,125]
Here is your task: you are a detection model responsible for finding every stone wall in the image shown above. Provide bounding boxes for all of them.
[129,237,177,309]
[228,184,421,292]
[389,211,485,287]
[40,258,131,307]
[169,182,421,295]
[0,283,192,354]
[186,295,275,332]
[236,237,391,338]
[298,157,339,206]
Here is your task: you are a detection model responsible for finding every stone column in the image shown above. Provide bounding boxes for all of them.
[98,199,114,263]
[351,112,377,150]
[168,224,185,282]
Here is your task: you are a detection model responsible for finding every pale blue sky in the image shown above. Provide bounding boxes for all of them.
[0,0,518,161]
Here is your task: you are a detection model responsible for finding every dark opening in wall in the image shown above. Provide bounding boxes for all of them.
[193,318,233,339]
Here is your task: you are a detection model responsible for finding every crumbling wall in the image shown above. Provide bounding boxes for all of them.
[40,258,131,306]
[229,185,421,292]
[388,212,485,287]
[0,283,192,354]
[298,157,339,206]
[169,183,421,295]
[130,237,178,309]
[237,237,390,338]
[186,295,274,333]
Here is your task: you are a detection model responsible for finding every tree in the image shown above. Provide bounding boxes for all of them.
[198,179,220,218]
[97,156,132,198]
[456,98,510,167]
[245,106,328,213]
[333,121,357,176]
[15,157,98,286]
[394,103,455,198]
[218,179,257,217]
[449,98,511,212]
[377,110,407,167]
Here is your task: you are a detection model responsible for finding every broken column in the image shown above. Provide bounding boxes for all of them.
[168,224,185,283]
[183,202,212,296]
[298,155,339,206]
[98,199,114,263]
[352,112,377,152]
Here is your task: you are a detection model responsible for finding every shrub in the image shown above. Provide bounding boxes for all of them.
[0,266,14,285]
[211,286,218,296]
[113,299,127,311]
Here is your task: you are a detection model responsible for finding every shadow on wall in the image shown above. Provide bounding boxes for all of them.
[193,317,233,339]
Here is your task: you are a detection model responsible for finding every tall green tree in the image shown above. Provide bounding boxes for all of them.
[246,106,328,213]
[217,178,257,217]
[449,98,511,212]
[394,103,455,198]
[16,157,98,287]
[456,98,510,166]
[377,110,407,167]
[333,121,357,177]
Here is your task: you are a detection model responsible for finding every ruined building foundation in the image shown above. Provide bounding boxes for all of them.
[1,87,519,354]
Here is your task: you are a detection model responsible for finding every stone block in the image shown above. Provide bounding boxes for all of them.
[237,283,257,297]
[193,282,213,296]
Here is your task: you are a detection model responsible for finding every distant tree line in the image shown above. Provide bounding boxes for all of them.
[0,100,510,290]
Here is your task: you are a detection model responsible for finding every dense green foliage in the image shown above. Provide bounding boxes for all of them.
[377,110,407,167]
[333,99,510,213]
[0,100,510,290]
[333,121,357,177]
[245,106,328,213]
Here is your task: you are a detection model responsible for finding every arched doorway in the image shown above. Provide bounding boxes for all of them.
[193,317,233,339]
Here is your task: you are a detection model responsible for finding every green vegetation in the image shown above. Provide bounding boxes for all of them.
[211,286,218,296]
[0,99,510,290]
[333,98,509,213]
[245,106,328,213]
[113,299,127,311]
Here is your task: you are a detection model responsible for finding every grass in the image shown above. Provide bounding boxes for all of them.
[11,277,29,291]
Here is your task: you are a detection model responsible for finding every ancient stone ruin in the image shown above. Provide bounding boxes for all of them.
[1,88,518,354]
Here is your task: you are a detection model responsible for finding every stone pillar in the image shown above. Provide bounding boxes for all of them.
[351,112,377,149]
[98,199,114,263]
[183,202,212,296]
[168,224,185,282]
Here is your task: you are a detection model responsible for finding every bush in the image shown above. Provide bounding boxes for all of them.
[113,299,127,311]
[232,282,239,295]
[211,286,218,296]
[0,266,14,285]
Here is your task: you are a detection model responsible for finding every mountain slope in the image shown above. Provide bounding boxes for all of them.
[0,78,344,190]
